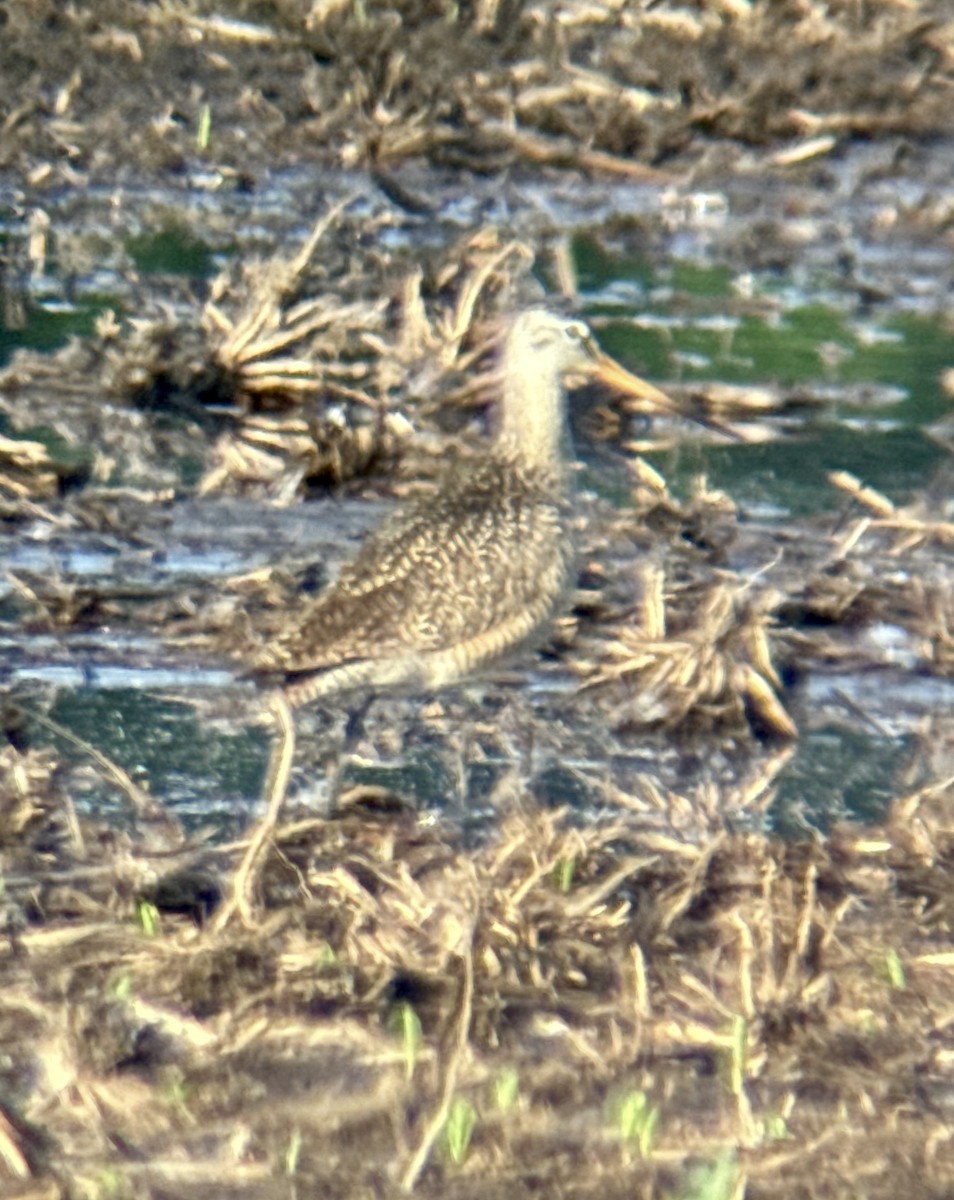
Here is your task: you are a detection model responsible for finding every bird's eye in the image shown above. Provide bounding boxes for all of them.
[564,321,588,343]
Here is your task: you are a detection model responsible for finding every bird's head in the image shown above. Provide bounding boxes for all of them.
[506,310,596,375]
[506,309,674,412]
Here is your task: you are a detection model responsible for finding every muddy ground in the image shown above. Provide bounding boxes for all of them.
[2,0,953,185]
[2,2,954,1198]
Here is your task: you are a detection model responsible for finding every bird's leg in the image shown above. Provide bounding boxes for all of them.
[432,700,472,811]
[210,689,295,931]
[326,692,376,809]
[446,688,487,809]
[344,691,375,743]
[512,703,538,792]
[521,717,538,787]
[454,721,473,809]
[497,692,538,793]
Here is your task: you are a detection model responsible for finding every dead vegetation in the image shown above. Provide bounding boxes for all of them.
[562,446,954,746]
[2,737,954,1199]
[0,211,546,515]
[193,221,547,499]
[0,433,59,507]
[575,462,797,740]
[1,0,952,186]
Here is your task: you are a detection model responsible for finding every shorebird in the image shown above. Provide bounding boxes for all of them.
[214,310,673,928]
[250,310,672,707]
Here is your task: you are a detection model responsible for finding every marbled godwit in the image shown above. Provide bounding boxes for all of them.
[217,311,671,927]
[253,310,671,705]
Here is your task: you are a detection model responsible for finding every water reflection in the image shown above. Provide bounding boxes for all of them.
[771,727,914,835]
[574,235,954,514]
[30,689,268,837]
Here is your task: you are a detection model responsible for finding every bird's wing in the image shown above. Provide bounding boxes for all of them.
[263,470,570,675]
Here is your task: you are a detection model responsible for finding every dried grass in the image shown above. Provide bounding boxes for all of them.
[144,218,537,500]
[773,470,954,675]
[0,433,58,503]
[0,206,547,511]
[3,740,954,1197]
[578,567,795,737]
[3,0,951,188]
[575,463,796,739]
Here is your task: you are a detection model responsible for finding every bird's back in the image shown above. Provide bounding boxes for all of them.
[255,453,574,698]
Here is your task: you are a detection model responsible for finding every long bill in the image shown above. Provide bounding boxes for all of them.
[586,350,679,416]
[585,348,745,441]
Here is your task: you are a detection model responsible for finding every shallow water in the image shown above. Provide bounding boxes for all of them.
[2,145,953,835]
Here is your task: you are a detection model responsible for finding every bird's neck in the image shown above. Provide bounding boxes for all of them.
[498,361,566,472]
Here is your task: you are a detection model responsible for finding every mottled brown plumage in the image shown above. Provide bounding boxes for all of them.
[254,310,668,707]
